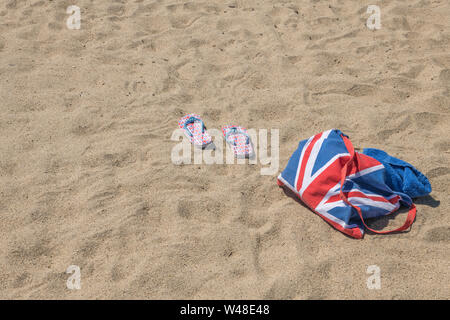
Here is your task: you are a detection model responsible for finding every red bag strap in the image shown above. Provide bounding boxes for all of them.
[340,135,416,234]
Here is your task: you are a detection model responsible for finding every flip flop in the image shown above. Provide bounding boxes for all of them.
[222,125,254,158]
[178,114,212,147]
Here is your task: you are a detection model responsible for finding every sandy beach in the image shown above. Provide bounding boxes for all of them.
[0,0,449,299]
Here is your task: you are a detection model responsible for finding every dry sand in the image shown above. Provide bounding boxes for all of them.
[0,0,449,299]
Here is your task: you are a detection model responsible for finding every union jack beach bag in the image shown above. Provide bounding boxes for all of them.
[277,129,416,239]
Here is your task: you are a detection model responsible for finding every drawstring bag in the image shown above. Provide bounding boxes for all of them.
[277,129,430,239]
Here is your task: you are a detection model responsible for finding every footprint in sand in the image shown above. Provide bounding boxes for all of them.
[424,226,450,242]
[426,167,450,179]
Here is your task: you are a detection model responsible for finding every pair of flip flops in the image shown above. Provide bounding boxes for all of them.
[178,114,253,157]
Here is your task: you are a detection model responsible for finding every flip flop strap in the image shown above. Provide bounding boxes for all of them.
[183,116,205,138]
[225,127,249,146]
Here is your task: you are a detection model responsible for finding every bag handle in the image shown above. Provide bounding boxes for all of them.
[340,134,416,235]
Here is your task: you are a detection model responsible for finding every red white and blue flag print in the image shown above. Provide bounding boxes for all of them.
[277,129,416,239]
